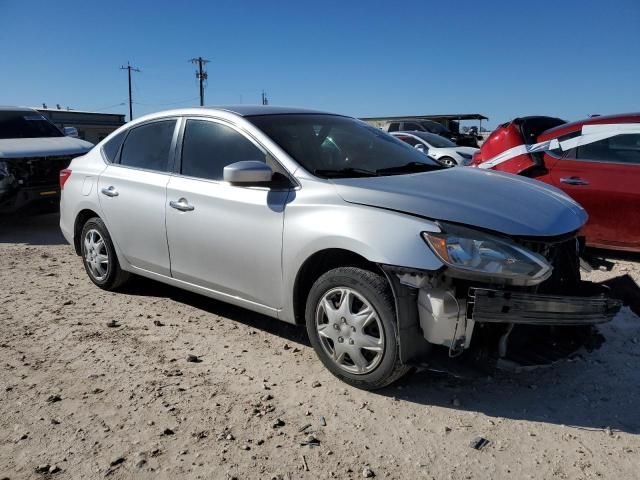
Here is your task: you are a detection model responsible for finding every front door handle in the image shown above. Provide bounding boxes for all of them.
[169,198,195,212]
[100,186,119,197]
[560,177,590,186]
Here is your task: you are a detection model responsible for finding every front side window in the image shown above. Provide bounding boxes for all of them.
[180,120,266,181]
[248,114,441,178]
[119,120,176,171]
[413,132,457,148]
[576,133,640,165]
[395,135,420,147]
[0,110,63,139]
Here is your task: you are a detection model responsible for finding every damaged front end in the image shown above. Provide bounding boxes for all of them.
[383,225,622,372]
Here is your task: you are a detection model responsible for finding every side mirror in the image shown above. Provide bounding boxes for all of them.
[63,126,79,138]
[414,144,428,155]
[223,161,273,184]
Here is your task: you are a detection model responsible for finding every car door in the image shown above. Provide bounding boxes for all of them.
[546,133,640,250]
[97,118,178,276]
[165,117,292,309]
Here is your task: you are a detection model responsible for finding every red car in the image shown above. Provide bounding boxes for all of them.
[471,113,640,252]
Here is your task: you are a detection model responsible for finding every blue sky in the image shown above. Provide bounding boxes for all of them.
[0,0,638,128]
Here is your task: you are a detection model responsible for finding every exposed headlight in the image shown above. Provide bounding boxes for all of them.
[456,151,472,159]
[422,224,552,286]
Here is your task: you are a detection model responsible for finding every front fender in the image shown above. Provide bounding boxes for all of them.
[280,196,444,323]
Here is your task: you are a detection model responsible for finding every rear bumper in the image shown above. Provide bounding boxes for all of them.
[467,288,621,326]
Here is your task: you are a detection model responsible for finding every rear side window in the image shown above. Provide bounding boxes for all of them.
[119,120,176,171]
[387,122,399,132]
[101,130,126,163]
[180,120,266,181]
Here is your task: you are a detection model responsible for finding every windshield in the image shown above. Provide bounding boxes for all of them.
[0,110,63,139]
[411,131,457,148]
[247,114,441,177]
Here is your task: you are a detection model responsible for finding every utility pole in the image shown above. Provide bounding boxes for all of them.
[189,57,210,106]
[261,90,269,105]
[120,62,140,121]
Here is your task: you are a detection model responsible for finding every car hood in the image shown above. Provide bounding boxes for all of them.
[331,167,587,237]
[432,146,478,157]
[0,136,93,158]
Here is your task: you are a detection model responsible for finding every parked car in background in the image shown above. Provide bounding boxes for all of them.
[391,131,479,166]
[385,119,479,147]
[60,106,620,389]
[0,107,93,214]
[471,113,640,252]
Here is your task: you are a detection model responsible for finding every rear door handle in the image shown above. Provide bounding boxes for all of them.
[169,198,195,212]
[100,186,119,197]
[560,177,590,186]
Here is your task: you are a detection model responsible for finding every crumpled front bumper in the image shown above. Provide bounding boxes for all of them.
[467,288,622,325]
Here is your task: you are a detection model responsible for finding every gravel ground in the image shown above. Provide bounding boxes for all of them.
[1,214,639,480]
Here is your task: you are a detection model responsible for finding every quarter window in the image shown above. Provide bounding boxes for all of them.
[101,130,127,163]
[119,120,177,171]
[180,120,266,181]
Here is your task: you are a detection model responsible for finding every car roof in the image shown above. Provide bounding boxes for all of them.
[0,106,37,112]
[213,105,332,116]
[539,112,640,141]
[126,105,344,127]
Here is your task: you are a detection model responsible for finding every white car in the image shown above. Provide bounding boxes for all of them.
[391,131,478,167]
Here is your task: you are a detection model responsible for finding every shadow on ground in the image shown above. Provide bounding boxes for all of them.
[0,213,66,245]
[124,274,640,435]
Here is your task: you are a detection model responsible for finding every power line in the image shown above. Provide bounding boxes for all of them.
[120,62,141,121]
[189,57,210,106]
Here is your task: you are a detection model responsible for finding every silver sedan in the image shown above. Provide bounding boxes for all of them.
[60,106,620,389]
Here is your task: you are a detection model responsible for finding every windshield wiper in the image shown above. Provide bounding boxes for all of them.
[314,168,379,178]
[375,162,442,175]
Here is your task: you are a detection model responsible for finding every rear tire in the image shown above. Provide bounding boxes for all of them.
[305,267,410,390]
[80,217,130,291]
[440,156,457,167]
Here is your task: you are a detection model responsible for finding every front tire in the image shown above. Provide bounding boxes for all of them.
[305,267,409,390]
[80,217,130,290]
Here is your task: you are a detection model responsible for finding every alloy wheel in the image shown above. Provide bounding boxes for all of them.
[83,228,109,281]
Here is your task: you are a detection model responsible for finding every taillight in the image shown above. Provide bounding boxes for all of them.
[59,169,72,189]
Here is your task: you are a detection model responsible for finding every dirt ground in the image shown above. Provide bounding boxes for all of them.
[1,214,639,480]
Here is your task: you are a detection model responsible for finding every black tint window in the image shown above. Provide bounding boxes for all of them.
[0,110,63,139]
[403,122,421,131]
[576,134,640,164]
[396,135,420,146]
[119,120,176,171]
[102,131,126,162]
[387,123,399,132]
[181,120,266,180]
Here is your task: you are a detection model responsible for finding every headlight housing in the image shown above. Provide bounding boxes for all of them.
[422,224,552,286]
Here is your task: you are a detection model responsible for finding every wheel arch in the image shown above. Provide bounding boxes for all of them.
[73,208,101,255]
[291,248,384,325]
